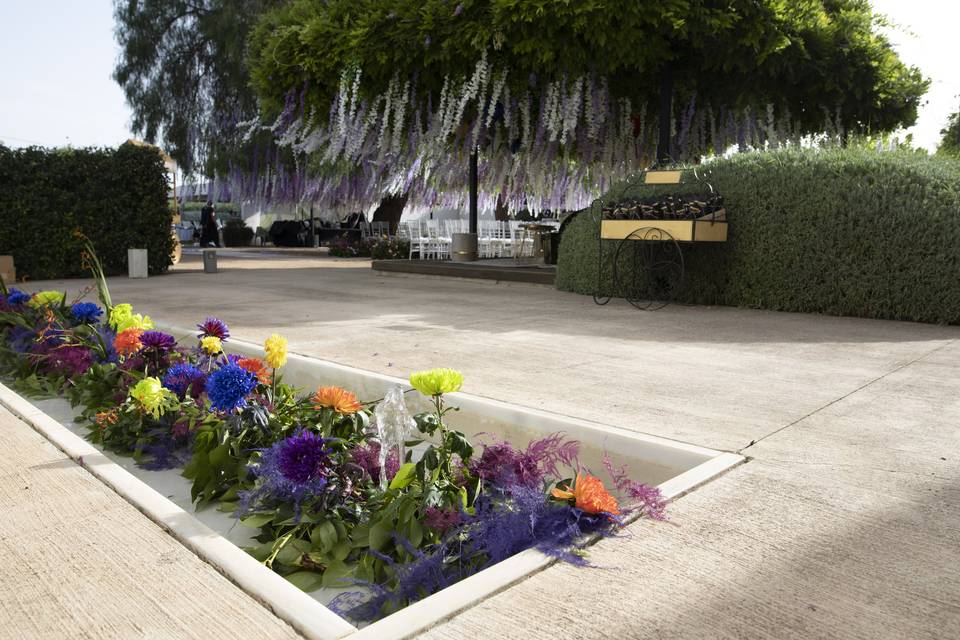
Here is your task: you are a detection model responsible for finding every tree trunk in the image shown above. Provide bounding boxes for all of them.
[371,193,408,233]
[494,193,509,221]
[657,67,674,166]
[469,147,478,233]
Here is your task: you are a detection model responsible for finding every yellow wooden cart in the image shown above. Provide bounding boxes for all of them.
[593,169,727,310]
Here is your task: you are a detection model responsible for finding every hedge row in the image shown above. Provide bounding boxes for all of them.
[556,149,960,324]
[0,143,174,281]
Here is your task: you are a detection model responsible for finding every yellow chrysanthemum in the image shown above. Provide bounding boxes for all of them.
[409,368,464,397]
[115,313,154,332]
[129,377,173,419]
[28,290,65,308]
[109,303,133,330]
[264,333,288,369]
[200,335,223,355]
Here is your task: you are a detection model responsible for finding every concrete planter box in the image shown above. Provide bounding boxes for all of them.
[0,326,743,640]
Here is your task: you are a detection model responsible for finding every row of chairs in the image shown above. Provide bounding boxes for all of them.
[397,219,559,260]
[360,221,391,238]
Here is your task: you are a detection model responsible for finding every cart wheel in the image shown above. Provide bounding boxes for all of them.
[171,233,182,265]
[612,227,684,310]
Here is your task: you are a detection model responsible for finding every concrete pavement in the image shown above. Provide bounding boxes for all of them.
[12,252,960,639]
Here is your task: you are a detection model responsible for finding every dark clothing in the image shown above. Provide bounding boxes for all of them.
[199,205,220,247]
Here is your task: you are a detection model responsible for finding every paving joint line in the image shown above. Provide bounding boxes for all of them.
[738,338,958,454]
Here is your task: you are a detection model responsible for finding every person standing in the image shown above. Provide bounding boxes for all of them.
[199,200,220,247]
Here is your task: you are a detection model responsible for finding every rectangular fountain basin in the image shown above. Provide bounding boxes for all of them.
[0,325,743,640]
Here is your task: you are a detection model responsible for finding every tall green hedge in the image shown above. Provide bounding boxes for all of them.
[0,142,173,281]
[557,149,960,324]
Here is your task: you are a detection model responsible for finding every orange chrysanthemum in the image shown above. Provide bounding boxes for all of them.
[95,409,118,437]
[237,357,272,385]
[551,472,621,516]
[114,328,144,357]
[312,385,363,414]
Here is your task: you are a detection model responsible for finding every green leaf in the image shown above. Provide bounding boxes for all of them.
[285,571,324,592]
[388,462,417,489]
[368,518,393,551]
[320,559,352,588]
[241,513,274,529]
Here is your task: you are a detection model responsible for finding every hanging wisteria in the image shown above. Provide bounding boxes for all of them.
[223,54,811,217]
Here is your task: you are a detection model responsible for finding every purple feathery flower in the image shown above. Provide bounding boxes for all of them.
[36,344,94,377]
[95,325,118,363]
[239,429,333,518]
[470,434,580,488]
[205,362,257,412]
[603,453,667,520]
[70,302,102,325]
[351,441,400,482]
[330,482,614,624]
[163,363,206,400]
[424,507,461,533]
[453,3,463,16]
[196,317,230,341]
[140,330,177,353]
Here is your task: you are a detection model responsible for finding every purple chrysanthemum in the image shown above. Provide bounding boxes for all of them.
[351,441,400,482]
[140,330,176,353]
[163,363,206,400]
[197,317,230,341]
[205,362,257,412]
[239,429,333,518]
[277,430,331,483]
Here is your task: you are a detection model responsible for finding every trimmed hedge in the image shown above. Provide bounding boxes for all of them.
[0,143,173,281]
[557,149,960,324]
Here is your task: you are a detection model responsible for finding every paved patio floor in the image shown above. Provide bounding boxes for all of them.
[10,252,960,639]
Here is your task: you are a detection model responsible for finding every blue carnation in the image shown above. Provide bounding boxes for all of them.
[163,363,206,400]
[5,289,30,306]
[205,362,257,412]
[70,302,103,324]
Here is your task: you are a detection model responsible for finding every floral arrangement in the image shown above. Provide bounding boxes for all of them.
[0,276,665,623]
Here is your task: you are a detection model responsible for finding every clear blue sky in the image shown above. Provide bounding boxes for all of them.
[0,1,957,152]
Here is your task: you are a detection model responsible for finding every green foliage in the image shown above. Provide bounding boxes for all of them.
[329,236,410,259]
[556,148,960,324]
[112,0,273,174]
[0,143,174,281]
[938,107,960,159]
[249,0,927,138]
[223,218,255,246]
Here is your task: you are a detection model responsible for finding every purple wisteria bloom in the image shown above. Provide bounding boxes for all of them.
[196,317,230,341]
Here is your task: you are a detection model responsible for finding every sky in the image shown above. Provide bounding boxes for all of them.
[0,0,957,153]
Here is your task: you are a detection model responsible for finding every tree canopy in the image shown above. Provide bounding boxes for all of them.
[939,106,960,158]
[237,0,926,211]
[113,0,276,175]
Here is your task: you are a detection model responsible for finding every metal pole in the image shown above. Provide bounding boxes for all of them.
[657,68,673,166]
[469,146,478,234]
